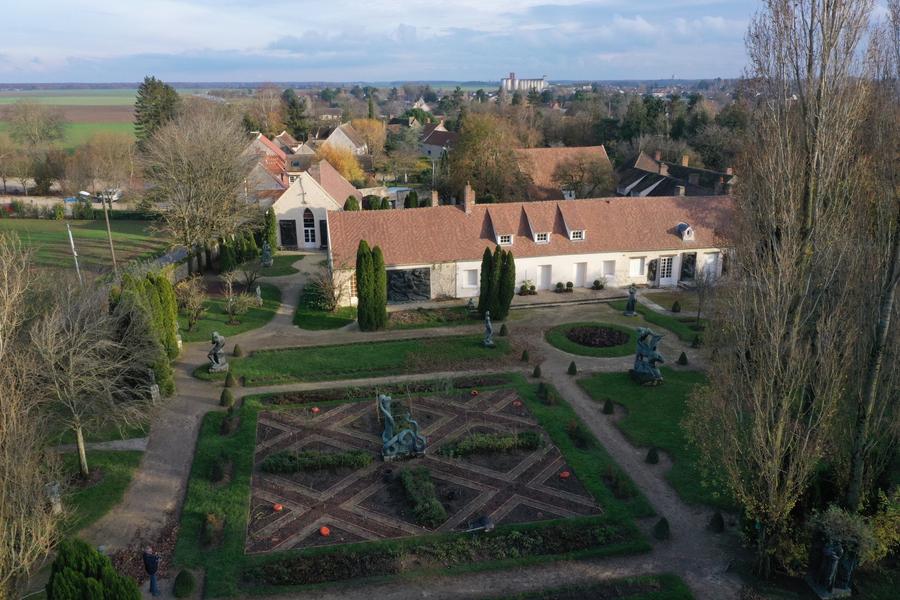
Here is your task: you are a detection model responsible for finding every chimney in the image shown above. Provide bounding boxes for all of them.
[681,154,690,167]
[715,176,724,195]
[659,163,669,177]
[725,167,734,176]
[675,185,685,197]
[653,150,662,162]
[430,189,439,207]
[463,182,475,214]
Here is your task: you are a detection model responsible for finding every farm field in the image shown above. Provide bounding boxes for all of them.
[0,121,135,149]
[0,219,169,273]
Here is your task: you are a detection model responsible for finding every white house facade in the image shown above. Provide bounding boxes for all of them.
[271,171,342,250]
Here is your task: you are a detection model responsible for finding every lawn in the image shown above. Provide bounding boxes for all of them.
[61,450,142,533]
[545,322,636,357]
[485,573,693,600]
[257,253,302,277]
[644,291,700,314]
[607,300,706,343]
[194,334,511,385]
[0,90,138,105]
[179,282,281,343]
[0,219,168,273]
[174,375,650,596]
[53,421,149,446]
[293,304,357,330]
[579,368,732,509]
[0,121,135,150]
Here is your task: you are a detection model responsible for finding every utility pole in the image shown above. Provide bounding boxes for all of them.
[66,223,83,287]
[81,190,118,278]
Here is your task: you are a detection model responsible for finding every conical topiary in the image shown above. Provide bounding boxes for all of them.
[677,351,688,365]
[709,511,725,533]
[521,349,530,362]
[224,372,237,388]
[173,569,196,598]
[646,447,660,464]
[567,361,577,375]
[691,335,702,348]
[233,343,244,357]
[220,388,234,408]
[671,301,681,313]
[602,399,614,414]
[532,364,542,378]
[499,323,508,336]
[653,517,670,540]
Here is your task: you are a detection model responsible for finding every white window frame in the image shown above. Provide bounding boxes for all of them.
[498,234,513,246]
[535,232,549,244]
[629,257,645,277]
[463,269,478,288]
[570,230,585,241]
[602,260,616,277]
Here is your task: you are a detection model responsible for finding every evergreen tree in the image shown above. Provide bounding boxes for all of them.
[344,196,360,211]
[245,230,260,259]
[477,247,493,315]
[147,272,179,359]
[487,245,504,316]
[134,75,180,148]
[371,246,388,329]
[281,88,310,140]
[368,95,376,119]
[47,539,140,600]
[264,208,278,251]
[404,190,419,208]
[355,240,374,331]
[219,240,237,273]
[494,249,516,321]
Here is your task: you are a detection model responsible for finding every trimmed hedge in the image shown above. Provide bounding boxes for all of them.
[172,569,196,598]
[399,467,447,528]
[260,449,372,473]
[46,538,139,599]
[438,431,542,458]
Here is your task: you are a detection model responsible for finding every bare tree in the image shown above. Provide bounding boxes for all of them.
[174,275,208,332]
[0,234,62,598]
[3,100,65,150]
[686,0,875,577]
[693,267,717,326]
[141,102,258,267]
[221,271,253,325]
[0,133,15,194]
[30,287,160,477]
[550,153,615,199]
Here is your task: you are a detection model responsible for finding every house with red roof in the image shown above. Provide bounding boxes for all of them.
[515,146,612,201]
[326,186,733,305]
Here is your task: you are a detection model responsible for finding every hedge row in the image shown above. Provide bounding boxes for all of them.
[260,450,372,473]
[437,431,543,458]
[399,467,447,528]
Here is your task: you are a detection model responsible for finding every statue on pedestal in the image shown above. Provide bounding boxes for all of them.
[630,327,664,385]
[624,284,638,316]
[379,394,426,460]
[260,241,273,268]
[483,311,495,348]
[208,331,229,373]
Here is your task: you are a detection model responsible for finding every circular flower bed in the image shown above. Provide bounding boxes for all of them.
[565,325,630,348]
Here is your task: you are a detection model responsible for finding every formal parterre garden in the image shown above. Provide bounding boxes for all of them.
[194,334,515,385]
[544,322,636,357]
[174,374,654,596]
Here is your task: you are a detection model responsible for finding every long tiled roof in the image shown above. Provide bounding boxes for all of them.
[328,195,733,268]
[515,146,611,201]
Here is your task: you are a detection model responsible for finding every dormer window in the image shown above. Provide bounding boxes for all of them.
[498,234,513,246]
[570,230,585,241]
[535,232,549,244]
[562,189,576,200]
[676,222,694,241]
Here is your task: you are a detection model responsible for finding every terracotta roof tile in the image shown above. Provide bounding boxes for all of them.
[515,146,611,200]
[329,196,734,268]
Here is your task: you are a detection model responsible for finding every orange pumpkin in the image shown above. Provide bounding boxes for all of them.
[273,503,284,512]
[559,471,571,479]
[319,526,331,537]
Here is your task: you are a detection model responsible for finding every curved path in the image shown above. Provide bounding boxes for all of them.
[75,260,740,600]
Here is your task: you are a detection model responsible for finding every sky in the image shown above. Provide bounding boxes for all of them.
[0,1,757,83]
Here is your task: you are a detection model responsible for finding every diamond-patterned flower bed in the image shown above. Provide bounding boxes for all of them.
[246,388,601,554]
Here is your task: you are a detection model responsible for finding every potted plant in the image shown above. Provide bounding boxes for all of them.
[592,277,607,290]
[555,282,564,293]
[565,282,574,293]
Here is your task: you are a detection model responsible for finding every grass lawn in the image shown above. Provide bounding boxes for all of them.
[387,306,477,330]
[579,368,732,509]
[644,291,699,314]
[0,122,135,150]
[195,335,511,385]
[257,254,302,277]
[175,375,649,596]
[53,422,149,445]
[607,300,706,343]
[179,282,281,343]
[485,573,693,600]
[61,450,142,533]
[544,322,636,357]
[293,304,357,330]
[0,219,168,273]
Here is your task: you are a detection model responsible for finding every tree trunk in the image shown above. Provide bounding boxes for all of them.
[846,218,900,510]
[75,425,89,478]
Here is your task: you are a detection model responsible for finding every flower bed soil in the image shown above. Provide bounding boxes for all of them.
[565,326,630,348]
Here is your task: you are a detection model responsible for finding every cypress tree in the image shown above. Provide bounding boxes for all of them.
[404,190,419,208]
[477,247,493,316]
[220,241,237,273]
[264,208,278,251]
[148,272,179,359]
[245,231,260,259]
[356,240,374,331]
[488,245,504,317]
[494,249,516,321]
[372,246,388,330]
[344,196,360,211]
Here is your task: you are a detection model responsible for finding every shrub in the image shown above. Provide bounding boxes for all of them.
[209,460,225,483]
[224,372,237,388]
[676,351,688,365]
[592,278,606,290]
[567,361,577,375]
[653,517,670,540]
[499,323,508,336]
[602,399,615,414]
[555,282,564,293]
[646,447,660,464]
[219,388,234,408]
[399,467,447,528]
[532,364,542,378]
[521,349,529,362]
[565,420,592,449]
[438,431,542,458]
[709,511,725,533]
[565,281,574,292]
[202,513,224,547]
[47,538,140,600]
[172,569,195,598]
[260,449,373,473]
[519,284,529,295]
[53,203,66,220]
[671,301,681,313]
[691,334,702,348]
[233,343,244,357]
